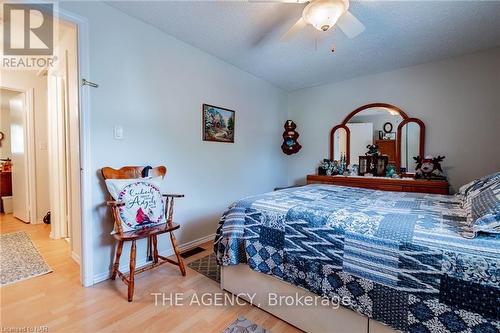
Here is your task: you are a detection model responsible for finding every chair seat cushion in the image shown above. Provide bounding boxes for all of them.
[105,177,166,233]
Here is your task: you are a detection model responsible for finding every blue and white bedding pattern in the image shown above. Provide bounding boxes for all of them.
[214,184,500,333]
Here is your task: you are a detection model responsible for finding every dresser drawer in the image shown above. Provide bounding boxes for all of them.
[403,186,448,195]
[306,175,449,195]
[377,185,403,192]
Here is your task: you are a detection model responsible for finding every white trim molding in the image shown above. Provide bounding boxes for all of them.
[71,251,81,265]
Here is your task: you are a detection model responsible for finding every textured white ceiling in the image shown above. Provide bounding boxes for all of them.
[108,1,500,91]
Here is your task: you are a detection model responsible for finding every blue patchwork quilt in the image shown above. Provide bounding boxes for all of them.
[214,184,500,333]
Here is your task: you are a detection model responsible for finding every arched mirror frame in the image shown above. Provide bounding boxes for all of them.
[396,118,425,172]
[329,103,425,172]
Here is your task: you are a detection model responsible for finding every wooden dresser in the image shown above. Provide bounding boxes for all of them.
[307,175,449,195]
[375,139,396,164]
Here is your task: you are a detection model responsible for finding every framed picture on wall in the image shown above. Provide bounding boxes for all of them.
[202,104,235,143]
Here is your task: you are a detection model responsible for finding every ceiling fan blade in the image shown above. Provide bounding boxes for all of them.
[337,11,365,39]
[280,17,307,42]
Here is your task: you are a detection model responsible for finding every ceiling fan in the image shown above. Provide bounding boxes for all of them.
[279,0,365,41]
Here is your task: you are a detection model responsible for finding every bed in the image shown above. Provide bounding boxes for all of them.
[214,184,500,333]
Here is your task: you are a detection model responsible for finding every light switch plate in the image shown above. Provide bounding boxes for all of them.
[114,125,124,140]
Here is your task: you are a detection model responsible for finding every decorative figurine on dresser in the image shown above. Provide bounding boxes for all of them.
[365,144,379,157]
[414,155,446,180]
[281,120,302,155]
[307,103,449,194]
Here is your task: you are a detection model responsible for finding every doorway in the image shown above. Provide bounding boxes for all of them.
[0,88,32,223]
[0,14,82,282]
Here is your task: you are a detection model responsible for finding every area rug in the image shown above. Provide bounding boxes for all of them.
[222,317,270,333]
[187,253,220,283]
[0,231,52,286]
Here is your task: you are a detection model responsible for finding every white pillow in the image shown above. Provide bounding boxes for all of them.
[105,177,166,233]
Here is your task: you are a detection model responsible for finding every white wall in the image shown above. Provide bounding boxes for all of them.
[59,2,288,282]
[287,48,500,192]
[0,70,50,221]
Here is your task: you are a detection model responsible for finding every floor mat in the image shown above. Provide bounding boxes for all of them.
[0,231,52,286]
[222,316,270,333]
[187,253,220,283]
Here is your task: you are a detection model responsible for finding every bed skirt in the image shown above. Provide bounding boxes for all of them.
[221,264,396,333]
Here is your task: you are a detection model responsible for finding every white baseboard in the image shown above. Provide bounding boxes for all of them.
[92,233,215,285]
[71,251,81,265]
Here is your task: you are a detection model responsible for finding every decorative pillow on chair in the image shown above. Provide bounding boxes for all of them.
[105,177,166,233]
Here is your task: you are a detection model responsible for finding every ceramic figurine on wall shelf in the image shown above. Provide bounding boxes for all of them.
[281,120,302,155]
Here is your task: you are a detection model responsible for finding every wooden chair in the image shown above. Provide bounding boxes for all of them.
[101,166,186,302]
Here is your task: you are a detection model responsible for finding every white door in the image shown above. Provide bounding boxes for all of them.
[9,93,30,222]
[347,123,373,163]
[48,75,69,239]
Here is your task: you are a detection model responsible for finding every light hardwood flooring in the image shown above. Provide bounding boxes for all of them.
[0,213,301,332]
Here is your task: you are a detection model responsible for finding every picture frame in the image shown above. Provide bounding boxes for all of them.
[202,104,235,143]
[374,156,389,176]
[383,132,396,140]
[358,156,370,176]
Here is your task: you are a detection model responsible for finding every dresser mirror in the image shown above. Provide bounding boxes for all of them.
[330,103,425,174]
[399,120,423,173]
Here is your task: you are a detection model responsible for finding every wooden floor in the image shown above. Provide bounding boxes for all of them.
[0,213,301,332]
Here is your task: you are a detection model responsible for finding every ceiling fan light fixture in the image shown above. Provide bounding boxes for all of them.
[302,0,349,32]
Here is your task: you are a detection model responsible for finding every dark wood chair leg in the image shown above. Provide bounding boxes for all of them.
[128,240,137,302]
[111,240,124,280]
[169,232,186,276]
[152,235,159,264]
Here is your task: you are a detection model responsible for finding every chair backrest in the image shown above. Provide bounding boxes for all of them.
[101,166,166,180]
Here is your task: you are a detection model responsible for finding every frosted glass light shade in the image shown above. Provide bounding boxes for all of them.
[302,0,349,31]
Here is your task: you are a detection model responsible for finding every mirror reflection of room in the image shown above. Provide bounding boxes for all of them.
[400,122,420,173]
[347,107,402,165]
[333,106,421,175]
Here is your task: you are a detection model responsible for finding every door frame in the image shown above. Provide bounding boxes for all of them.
[3,3,93,286]
[0,86,37,225]
[55,7,94,287]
